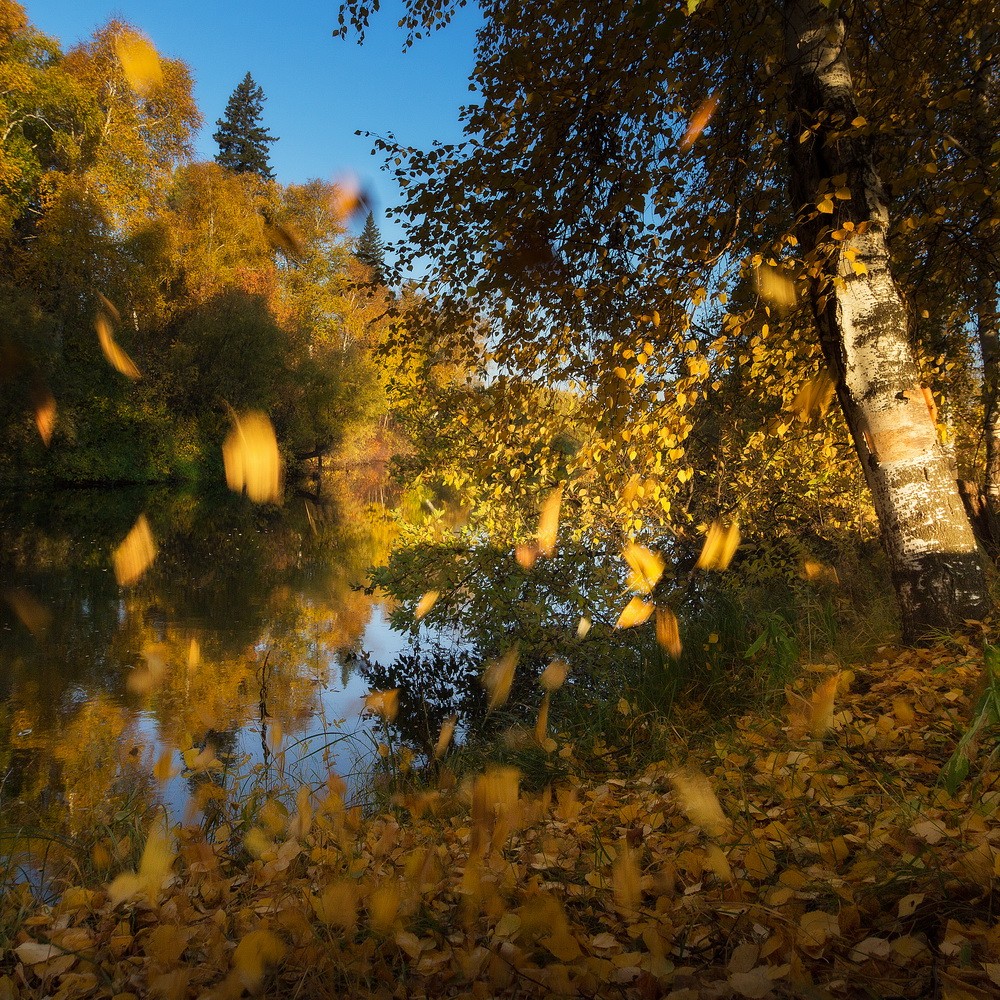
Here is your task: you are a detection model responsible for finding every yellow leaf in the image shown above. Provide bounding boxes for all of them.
[364,689,400,722]
[797,911,839,958]
[539,659,569,691]
[788,371,835,422]
[33,390,56,446]
[754,264,797,307]
[577,615,592,638]
[414,590,439,620]
[222,411,282,504]
[543,929,582,961]
[311,880,357,930]
[623,542,665,594]
[95,311,141,379]
[809,673,840,738]
[817,197,835,214]
[153,751,179,782]
[537,486,563,557]
[233,929,286,990]
[433,715,457,759]
[113,29,163,96]
[482,647,519,710]
[368,883,401,934]
[655,607,682,658]
[694,520,740,571]
[703,843,733,881]
[669,768,729,837]
[534,692,551,747]
[107,818,174,905]
[113,514,157,586]
[328,172,369,223]
[615,596,654,629]
[187,638,201,668]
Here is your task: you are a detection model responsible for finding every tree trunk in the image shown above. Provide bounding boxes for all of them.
[785,0,991,641]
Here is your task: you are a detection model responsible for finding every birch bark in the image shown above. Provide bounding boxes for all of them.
[785,0,991,639]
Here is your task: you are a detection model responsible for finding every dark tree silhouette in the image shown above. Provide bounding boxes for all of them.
[213,72,278,180]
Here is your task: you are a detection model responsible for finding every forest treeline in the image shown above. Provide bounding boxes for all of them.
[0,1,452,487]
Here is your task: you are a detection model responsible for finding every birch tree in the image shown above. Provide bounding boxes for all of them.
[338,0,995,639]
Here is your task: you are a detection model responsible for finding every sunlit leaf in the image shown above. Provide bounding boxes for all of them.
[694,520,740,571]
[810,673,840,738]
[3,588,51,637]
[537,486,562,558]
[680,93,719,152]
[414,590,439,620]
[433,715,458,759]
[233,929,286,990]
[222,411,282,504]
[615,595,654,629]
[802,559,840,584]
[95,311,141,379]
[113,514,157,586]
[623,542,665,594]
[187,638,201,668]
[153,751,179,782]
[113,29,163,96]
[364,688,400,722]
[33,390,56,446]
[755,263,797,307]
[655,607,682,658]
[311,880,357,930]
[482,646,519,710]
[669,768,729,837]
[539,659,569,691]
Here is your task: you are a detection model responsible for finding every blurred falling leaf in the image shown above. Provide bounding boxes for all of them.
[233,929,286,990]
[113,514,157,586]
[113,29,163,96]
[539,659,569,691]
[3,588,51,637]
[153,751,179,783]
[515,542,538,569]
[434,715,457,759]
[577,615,591,638]
[95,310,140,379]
[222,410,282,504]
[704,842,733,882]
[755,264,797,307]
[107,817,174,905]
[655,607,682,658]
[537,486,563,558]
[414,590,439,621]
[669,768,729,837]
[364,689,400,722]
[187,638,201,668]
[329,173,371,224]
[680,93,719,152]
[787,672,840,739]
[264,220,304,259]
[616,595,654,629]
[367,883,401,934]
[789,371,835,423]
[613,841,641,910]
[623,542,665,594]
[695,520,740,571]
[802,559,840,585]
[311,880,358,930]
[534,692,552,748]
[128,641,170,694]
[32,389,56,446]
[483,646,519,710]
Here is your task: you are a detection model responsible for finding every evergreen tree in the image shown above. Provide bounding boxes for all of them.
[213,72,277,180]
[355,211,387,283]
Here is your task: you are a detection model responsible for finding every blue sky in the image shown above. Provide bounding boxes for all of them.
[25,0,481,258]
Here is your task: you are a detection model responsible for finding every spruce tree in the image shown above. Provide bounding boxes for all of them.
[213,72,278,180]
[355,211,387,283]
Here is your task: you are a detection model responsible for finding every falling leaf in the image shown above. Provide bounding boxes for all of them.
[113,514,157,586]
[482,646,519,710]
[222,410,282,504]
[616,595,654,629]
[515,542,538,569]
[328,173,370,223]
[113,29,163,96]
[809,673,840,738]
[703,842,733,881]
[577,615,591,638]
[33,390,56,445]
[680,93,719,152]
[789,371,835,422]
[187,638,201,669]
[95,311,141,379]
[414,590,439,620]
[694,520,740,571]
[623,542,665,594]
[264,220,304,259]
[537,486,563,557]
[613,841,641,910]
[364,689,400,722]
[655,607,682,657]
[3,589,51,636]
[669,768,729,837]
[539,659,569,691]
[754,264,797,307]
[368,883,401,933]
[107,817,174,905]
[434,715,458,759]
[802,559,840,584]
[233,929,286,990]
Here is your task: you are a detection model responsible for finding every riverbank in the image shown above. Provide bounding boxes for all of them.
[2,636,996,999]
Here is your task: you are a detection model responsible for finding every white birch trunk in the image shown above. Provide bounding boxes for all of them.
[785,0,990,640]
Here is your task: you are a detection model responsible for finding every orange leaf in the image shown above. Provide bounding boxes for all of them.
[615,596,654,629]
[113,514,157,586]
[680,93,719,152]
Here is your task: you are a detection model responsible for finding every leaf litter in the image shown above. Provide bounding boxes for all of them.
[4,638,1000,998]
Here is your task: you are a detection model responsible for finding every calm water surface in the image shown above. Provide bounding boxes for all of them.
[0,480,415,835]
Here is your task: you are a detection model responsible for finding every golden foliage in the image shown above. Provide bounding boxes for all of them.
[112,514,157,586]
[222,411,282,504]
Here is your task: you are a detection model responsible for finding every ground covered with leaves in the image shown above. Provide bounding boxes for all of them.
[3,638,1000,999]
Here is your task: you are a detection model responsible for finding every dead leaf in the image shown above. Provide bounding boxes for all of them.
[113,514,157,586]
[95,310,141,379]
[483,647,519,710]
[222,411,282,503]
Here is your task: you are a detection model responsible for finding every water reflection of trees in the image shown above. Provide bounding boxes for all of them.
[0,475,392,834]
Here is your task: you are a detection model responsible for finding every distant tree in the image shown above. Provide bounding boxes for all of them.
[213,72,277,180]
[355,210,387,283]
